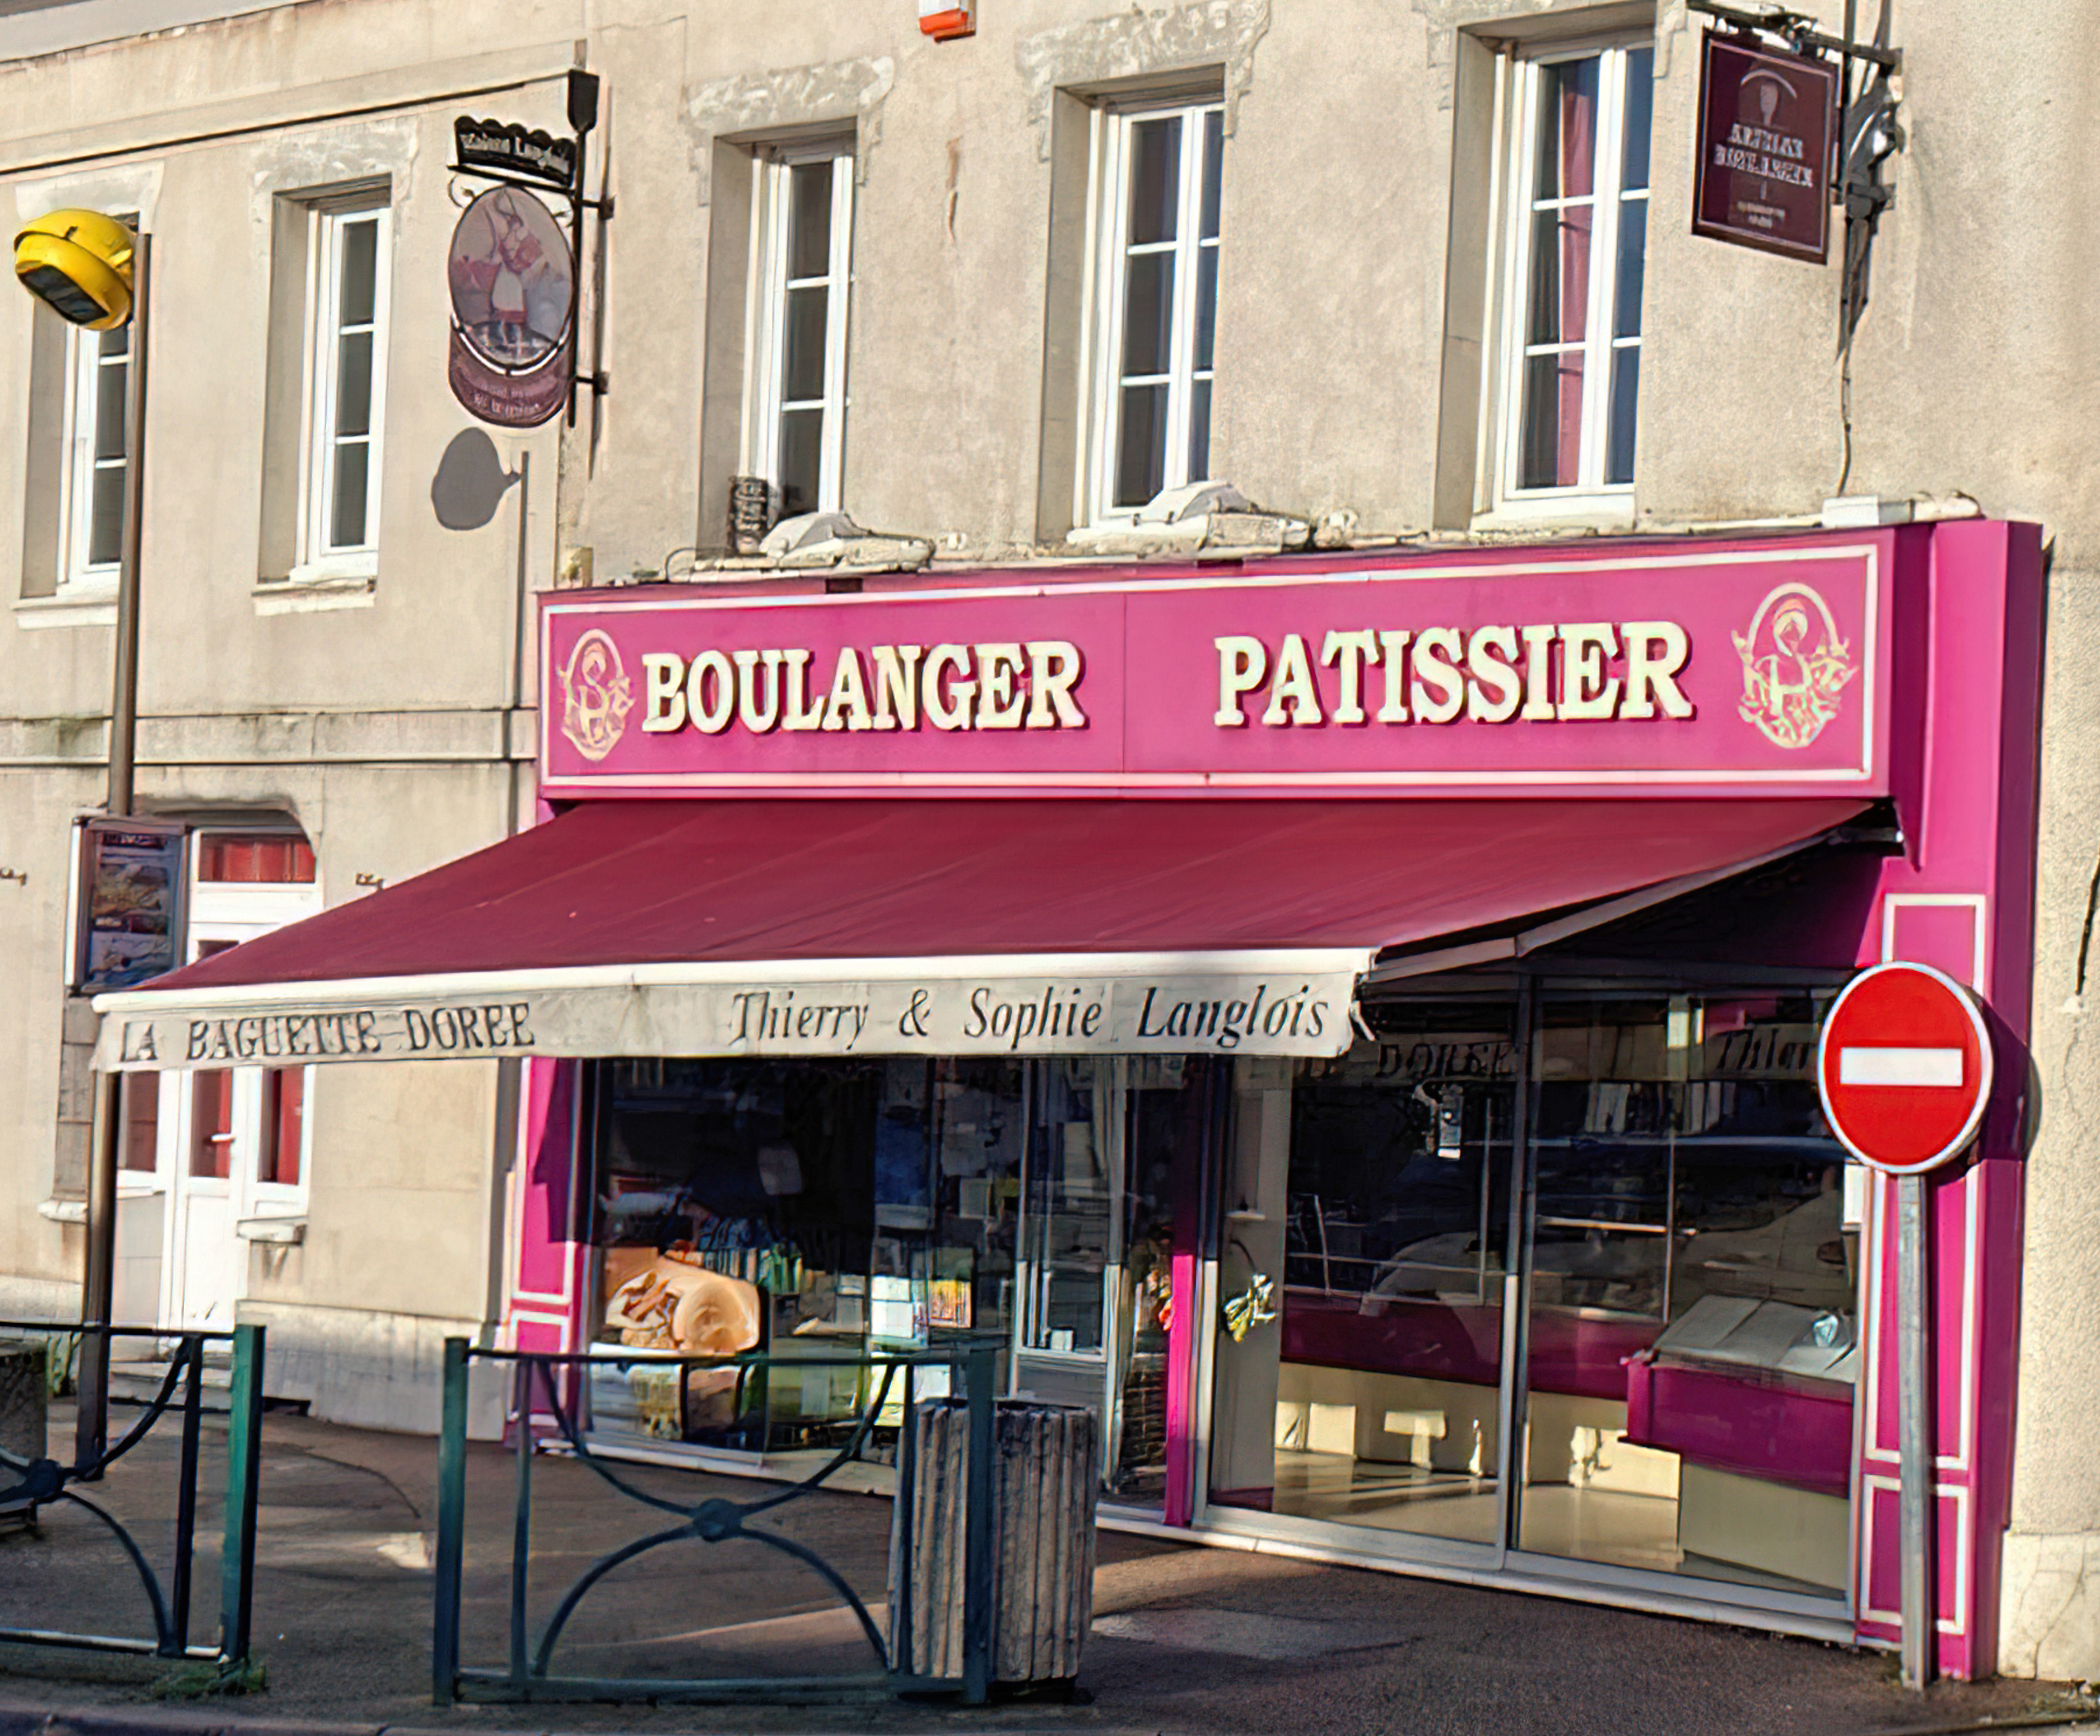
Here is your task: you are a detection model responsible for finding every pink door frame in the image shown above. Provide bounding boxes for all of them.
[503,521,2043,1676]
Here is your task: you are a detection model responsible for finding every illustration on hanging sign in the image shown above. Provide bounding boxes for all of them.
[1692,33,1839,264]
[446,186,574,429]
[558,628,635,761]
[452,117,577,191]
[1733,581,1856,750]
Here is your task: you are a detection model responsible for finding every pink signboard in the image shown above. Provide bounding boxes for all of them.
[540,537,1892,799]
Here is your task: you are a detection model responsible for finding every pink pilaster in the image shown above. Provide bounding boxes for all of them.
[1855,520,2043,1676]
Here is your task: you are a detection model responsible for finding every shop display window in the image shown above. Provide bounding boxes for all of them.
[584,1052,1207,1505]
[1207,988,1858,1599]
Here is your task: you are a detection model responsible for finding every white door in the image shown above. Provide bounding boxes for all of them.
[158,841,319,1331]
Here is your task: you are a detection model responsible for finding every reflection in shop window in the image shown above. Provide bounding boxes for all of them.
[1523,991,1858,1595]
[1021,1061,1111,1356]
[584,1052,1201,1511]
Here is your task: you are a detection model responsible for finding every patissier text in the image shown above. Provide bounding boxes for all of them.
[1213,621,1694,728]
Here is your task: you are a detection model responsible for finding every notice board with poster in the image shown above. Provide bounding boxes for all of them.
[1693,33,1839,263]
[75,819,187,995]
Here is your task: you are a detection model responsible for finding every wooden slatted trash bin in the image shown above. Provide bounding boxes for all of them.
[889,1397,1097,1689]
[1,1338,49,1524]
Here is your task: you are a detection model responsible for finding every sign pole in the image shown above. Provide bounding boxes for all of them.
[1897,1171,1935,1689]
[1817,960,1989,1694]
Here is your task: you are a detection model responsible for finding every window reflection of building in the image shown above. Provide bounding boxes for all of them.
[1215,990,1860,1597]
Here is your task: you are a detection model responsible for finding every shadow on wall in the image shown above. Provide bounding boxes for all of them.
[431,429,519,531]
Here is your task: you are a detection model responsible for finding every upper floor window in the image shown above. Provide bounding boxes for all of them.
[1087,99,1223,523]
[745,141,854,521]
[59,319,130,590]
[1490,40,1652,515]
[301,198,391,572]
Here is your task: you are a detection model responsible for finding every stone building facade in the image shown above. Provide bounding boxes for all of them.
[2,0,2094,1679]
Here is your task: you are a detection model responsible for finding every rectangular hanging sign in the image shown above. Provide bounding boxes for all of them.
[541,536,1892,799]
[1692,32,1841,263]
[75,818,188,996]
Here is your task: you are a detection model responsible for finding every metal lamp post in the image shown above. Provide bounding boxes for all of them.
[11,210,151,1464]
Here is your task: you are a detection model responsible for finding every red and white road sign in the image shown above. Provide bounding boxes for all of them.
[1817,962,1994,1174]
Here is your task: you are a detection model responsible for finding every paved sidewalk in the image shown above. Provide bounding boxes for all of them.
[1,1407,2091,1735]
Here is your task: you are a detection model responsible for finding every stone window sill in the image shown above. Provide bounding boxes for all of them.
[254,570,376,615]
[15,585,118,629]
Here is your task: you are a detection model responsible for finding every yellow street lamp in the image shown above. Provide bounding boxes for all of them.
[13,207,137,329]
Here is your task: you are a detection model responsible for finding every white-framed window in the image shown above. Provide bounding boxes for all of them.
[298,198,391,576]
[1487,38,1653,517]
[744,141,854,520]
[56,302,131,592]
[1082,98,1222,525]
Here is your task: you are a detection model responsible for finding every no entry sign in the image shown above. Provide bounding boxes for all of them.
[1817,962,1994,1174]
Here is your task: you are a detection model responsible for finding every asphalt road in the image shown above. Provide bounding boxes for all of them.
[1,1407,2089,1735]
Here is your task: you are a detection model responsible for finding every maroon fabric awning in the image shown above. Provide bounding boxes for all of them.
[92,798,1864,1071]
[141,797,1862,990]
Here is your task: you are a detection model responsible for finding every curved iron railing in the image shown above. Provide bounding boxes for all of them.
[0,1320,265,1669]
[432,1338,1000,1707]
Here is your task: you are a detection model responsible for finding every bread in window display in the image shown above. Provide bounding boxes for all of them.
[605,1251,761,1355]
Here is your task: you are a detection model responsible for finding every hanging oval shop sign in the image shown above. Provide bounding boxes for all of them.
[1816,962,1994,1175]
[446,185,574,429]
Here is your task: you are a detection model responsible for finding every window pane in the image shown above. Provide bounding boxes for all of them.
[338,217,378,328]
[334,330,374,437]
[94,357,128,462]
[122,1074,158,1174]
[781,283,829,403]
[1187,377,1212,483]
[331,441,369,548]
[1022,1062,1109,1355]
[1194,246,1218,372]
[1620,49,1655,193]
[262,1070,304,1188]
[788,160,834,280]
[1533,57,1599,202]
[190,1071,233,1180]
[1120,250,1175,378]
[1114,383,1167,507]
[1526,204,1593,348]
[1519,350,1584,490]
[777,406,823,517]
[99,323,130,362]
[1200,110,1223,240]
[200,834,316,882]
[1126,117,1181,247]
[1607,346,1639,485]
[88,466,125,567]
[1614,199,1647,339]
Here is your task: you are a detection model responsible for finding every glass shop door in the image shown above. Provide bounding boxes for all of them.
[1207,1003,1519,1552]
[1009,1056,1210,1508]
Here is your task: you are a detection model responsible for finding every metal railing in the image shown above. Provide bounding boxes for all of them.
[0,1320,265,1671]
[433,1337,1000,1706]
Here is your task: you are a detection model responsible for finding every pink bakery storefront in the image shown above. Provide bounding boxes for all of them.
[95,521,2042,1674]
